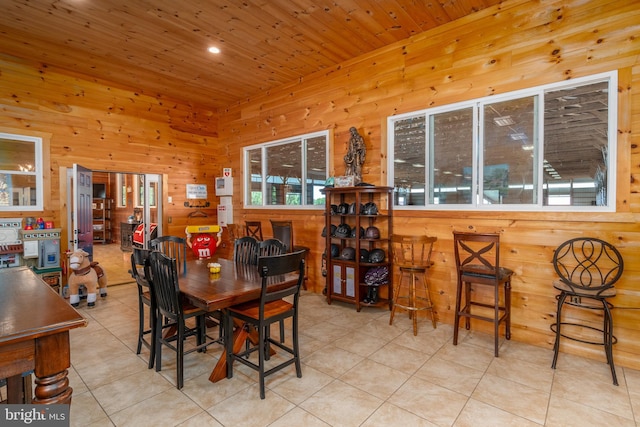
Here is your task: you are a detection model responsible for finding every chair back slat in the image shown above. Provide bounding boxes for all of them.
[147,251,183,322]
[150,235,188,276]
[234,236,259,264]
[270,220,294,252]
[553,237,623,292]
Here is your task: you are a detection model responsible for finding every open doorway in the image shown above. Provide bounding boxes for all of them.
[91,171,162,285]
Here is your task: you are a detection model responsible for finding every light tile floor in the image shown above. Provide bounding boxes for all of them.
[63,283,639,427]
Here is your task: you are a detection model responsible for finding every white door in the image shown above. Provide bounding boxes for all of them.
[134,173,162,248]
[69,164,94,259]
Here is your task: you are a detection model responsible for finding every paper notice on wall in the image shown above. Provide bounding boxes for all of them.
[186,184,207,199]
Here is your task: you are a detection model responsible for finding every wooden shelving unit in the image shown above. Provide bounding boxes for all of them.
[321,186,393,312]
[92,198,112,244]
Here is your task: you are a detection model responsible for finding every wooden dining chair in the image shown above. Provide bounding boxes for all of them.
[258,238,288,342]
[245,221,263,241]
[226,250,306,399]
[150,235,188,276]
[389,234,438,335]
[452,231,513,357]
[259,238,287,257]
[269,219,310,289]
[233,236,259,265]
[146,251,222,389]
[270,220,294,252]
[227,223,245,243]
[130,248,156,368]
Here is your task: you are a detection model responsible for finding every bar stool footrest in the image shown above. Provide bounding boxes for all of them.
[550,322,617,346]
[393,296,434,312]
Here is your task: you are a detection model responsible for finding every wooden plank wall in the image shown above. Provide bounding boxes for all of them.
[0,54,222,249]
[0,0,639,368]
[218,0,640,369]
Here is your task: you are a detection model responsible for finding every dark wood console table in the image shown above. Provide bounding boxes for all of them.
[0,267,86,404]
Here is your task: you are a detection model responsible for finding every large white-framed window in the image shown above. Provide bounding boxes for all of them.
[244,130,329,208]
[0,132,43,211]
[388,71,617,211]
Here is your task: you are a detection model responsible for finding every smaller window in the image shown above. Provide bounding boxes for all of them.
[117,173,127,207]
[0,132,43,211]
[244,131,329,208]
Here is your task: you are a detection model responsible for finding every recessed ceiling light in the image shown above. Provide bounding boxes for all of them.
[208,46,221,54]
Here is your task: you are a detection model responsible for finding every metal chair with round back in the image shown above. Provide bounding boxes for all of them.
[551,237,623,385]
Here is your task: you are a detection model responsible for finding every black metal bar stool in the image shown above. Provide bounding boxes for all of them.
[550,237,623,386]
[389,234,438,335]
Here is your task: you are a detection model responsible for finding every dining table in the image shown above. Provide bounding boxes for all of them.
[0,266,87,404]
[178,257,299,382]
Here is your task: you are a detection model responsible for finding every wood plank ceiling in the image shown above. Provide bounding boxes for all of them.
[0,0,501,110]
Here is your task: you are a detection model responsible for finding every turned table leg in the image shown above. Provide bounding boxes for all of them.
[33,332,73,405]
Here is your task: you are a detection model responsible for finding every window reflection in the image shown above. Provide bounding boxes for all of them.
[0,133,42,210]
[306,136,327,206]
[266,141,302,205]
[394,116,426,206]
[543,81,609,206]
[482,97,537,205]
[432,108,474,205]
[247,148,263,206]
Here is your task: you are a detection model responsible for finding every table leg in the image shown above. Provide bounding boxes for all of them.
[208,319,274,383]
[209,319,248,382]
[33,333,73,404]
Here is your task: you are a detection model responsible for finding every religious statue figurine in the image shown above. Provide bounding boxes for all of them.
[344,127,366,182]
